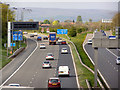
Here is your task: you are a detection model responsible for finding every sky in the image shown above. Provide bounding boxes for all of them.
[1,0,119,10]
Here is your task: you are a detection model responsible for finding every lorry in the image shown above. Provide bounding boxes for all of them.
[49,32,56,45]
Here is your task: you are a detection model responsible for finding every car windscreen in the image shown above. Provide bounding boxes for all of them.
[40,44,44,45]
[62,48,67,50]
[50,79,58,83]
[44,62,49,64]
[48,54,53,56]
[118,58,120,60]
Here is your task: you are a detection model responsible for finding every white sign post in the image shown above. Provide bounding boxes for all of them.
[8,22,11,48]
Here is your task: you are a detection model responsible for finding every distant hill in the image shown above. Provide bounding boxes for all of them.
[22,8,117,22]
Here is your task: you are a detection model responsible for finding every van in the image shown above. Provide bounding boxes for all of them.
[58,66,70,76]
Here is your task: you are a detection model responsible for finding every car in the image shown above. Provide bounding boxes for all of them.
[48,77,61,88]
[61,41,66,45]
[58,38,62,43]
[43,36,48,40]
[58,66,70,77]
[116,57,120,65]
[23,31,28,34]
[42,61,51,68]
[61,48,68,54]
[37,36,42,41]
[87,39,92,44]
[30,34,34,37]
[40,44,46,49]
[56,37,60,41]
[8,83,20,87]
[46,53,54,60]
[33,32,38,36]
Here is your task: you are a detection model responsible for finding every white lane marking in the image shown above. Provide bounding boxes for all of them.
[68,44,80,88]
[106,48,118,58]
[32,78,34,80]
[36,72,37,74]
[33,75,35,77]
[0,39,38,88]
[117,70,118,72]
[30,82,32,84]
[114,67,116,70]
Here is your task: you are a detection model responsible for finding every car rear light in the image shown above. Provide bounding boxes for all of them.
[68,71,69,74]
[51,56,53,57]
[58,72,60,73]
[46,56,48,57]
[43,64,44,65]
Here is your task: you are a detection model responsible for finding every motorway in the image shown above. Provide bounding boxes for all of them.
[84,44,119,88]
[1,34,78,89]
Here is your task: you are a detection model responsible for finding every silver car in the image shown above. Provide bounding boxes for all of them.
[116,57,120,65]
[42,61,51,68]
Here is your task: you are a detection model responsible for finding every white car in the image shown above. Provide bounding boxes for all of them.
[87,39,92,44]
[58,39,62,43]
[116,57,120,65]
[40,44,46,49]
[58,66,70,76]
[42,61,51,68]
[61,48,68,54]
[33,32,38,36]
[46,53,54,60]
[23,31,28,34]
[8,83,20,87]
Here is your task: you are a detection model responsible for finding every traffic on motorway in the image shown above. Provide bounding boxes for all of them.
[1,32,78,89]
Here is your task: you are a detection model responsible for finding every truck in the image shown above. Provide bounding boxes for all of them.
[49,32,56,45]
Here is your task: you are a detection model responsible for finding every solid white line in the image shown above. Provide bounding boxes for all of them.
[106,48,118,58]
[68,44,80,88]
[97,70,110,88]
[0,39,38,88]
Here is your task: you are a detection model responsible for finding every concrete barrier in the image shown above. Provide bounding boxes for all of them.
[8,47,25,59]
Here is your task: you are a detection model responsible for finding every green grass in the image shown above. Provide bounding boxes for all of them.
[70,32,94,70]
[69,42,94,87]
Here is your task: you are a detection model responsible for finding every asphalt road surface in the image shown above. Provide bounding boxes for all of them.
[1,38,37,85]
[2,34,78,89]
[84,44,118,88]
[56,44,78,88]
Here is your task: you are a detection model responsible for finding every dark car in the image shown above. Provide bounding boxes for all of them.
[61,41,66,45]
[48,77,61,88]
[37,36,42,41]
[30,34,34,37]
[43,36,48,40]
[56,37,60,41]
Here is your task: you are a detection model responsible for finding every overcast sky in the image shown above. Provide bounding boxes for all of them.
[1,1,118,11]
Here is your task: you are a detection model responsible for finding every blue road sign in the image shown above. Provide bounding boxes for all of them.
[11,43,15,47]
[57,29,68,34]
[18,31,23,41]
[13,31,18,41]
[108,36,116,39]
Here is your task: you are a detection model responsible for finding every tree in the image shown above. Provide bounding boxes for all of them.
[77,16,82,22]
[89,18,92,22]
[112,13,120,27]
[77,27,82,33]
[28,19,34,22]
[64,20,72,23]
[1,3,15,47]
[68,26,77,37]
[43,19,50,24]
[52,20,59,26]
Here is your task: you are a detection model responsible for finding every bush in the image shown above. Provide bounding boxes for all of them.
[68,26,77,37]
